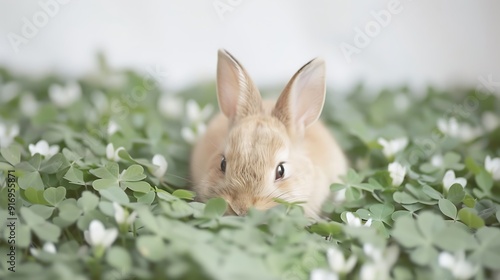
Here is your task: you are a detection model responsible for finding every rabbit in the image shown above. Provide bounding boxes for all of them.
[190,49,348,219]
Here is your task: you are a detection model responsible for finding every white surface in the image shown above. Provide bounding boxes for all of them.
[1,0,499,93]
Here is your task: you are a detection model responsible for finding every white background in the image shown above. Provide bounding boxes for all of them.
[1,0,499,94]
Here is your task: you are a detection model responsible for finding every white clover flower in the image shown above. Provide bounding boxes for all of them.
[310,269,339,280]
[48,81,82,108]
[431,154,444,167]
[377,137,408,158]
[112,202,137,225]
[113,202,126,224]
[84,220,118,248]
[20,93,39,117]
[180,99,212,144]
[327,247,357,274]
[365,244,399,266]
[438,118,482,141]
[30,248,41,256]
[106,143,124,162]
[361,244,399,280]
[30,242,57,256]
[186,99,213,124]
[150,154,168,178]
[363,244,397,263]
[437,118,460,138]
[181,127,196,144]
[485,155,500,181]
[458,124,482,142]
[158,94,183,118]
[442,170,467,191]
[482,112,499,132]
[181,123,207,144]
[0,123,19,148]
[388,162,406,187]
[107,120,120,136]
[345,212,372,227]
[28,140,59,158]
[439,251,478,280]
[360,263,378,280]
[42,242,57,254]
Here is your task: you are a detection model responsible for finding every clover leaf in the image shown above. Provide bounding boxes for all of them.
[91,163,151,195]
[392,212,444,265]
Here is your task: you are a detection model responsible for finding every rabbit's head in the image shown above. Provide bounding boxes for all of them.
[196,49,327,217]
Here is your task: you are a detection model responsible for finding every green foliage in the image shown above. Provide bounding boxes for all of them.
[1,64,500,280]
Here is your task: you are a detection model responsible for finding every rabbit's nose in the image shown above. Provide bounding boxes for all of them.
[234,208,248,216]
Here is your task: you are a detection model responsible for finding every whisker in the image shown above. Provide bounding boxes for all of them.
[166,173,193,184]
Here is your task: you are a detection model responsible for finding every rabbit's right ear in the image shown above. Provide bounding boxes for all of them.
[217,49,263,121]
[272,58,326,136]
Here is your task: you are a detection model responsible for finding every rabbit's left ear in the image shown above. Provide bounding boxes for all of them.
[216,49,263,122]
[272,58,326,135]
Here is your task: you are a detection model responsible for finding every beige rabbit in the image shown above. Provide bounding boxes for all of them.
[190,49,348,219]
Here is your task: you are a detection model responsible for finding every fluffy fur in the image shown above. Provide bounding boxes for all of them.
[190,49,348,219]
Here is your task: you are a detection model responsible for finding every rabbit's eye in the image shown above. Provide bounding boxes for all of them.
[275,163,285,180]
[220,156,226,173]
